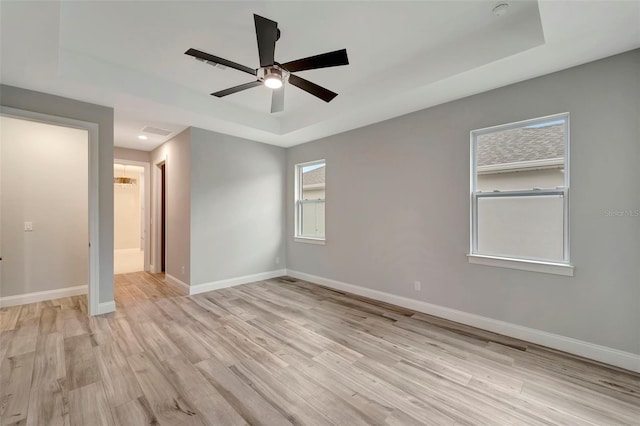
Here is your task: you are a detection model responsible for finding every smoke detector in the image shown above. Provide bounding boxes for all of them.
[492,2,510,17]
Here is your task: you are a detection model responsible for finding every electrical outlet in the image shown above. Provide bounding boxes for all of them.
[275,257,280,264]
[414,281,421,291]
[181,265,185,275]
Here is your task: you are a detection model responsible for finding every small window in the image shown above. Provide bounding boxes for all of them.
[295,160,325,241]
[470,114,569,264]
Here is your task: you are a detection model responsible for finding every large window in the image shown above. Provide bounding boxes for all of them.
[295,160,325,241]
[470,113,571,274]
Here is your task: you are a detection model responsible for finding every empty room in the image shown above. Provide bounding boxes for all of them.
[0,1,638,425]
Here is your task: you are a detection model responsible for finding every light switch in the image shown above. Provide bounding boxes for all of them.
[24,222,33,231]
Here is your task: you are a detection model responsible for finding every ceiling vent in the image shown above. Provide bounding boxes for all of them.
[141,126,173,137]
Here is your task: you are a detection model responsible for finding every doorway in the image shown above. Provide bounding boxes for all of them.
[160,163,166,272]
[113,160,150,274]
[0,108,100,314]
[151,160,167,274]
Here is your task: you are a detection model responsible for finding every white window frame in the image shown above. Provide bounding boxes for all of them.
[468,113,574,276]
[294,159,326,244]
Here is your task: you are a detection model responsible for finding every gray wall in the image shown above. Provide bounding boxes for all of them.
[114,147,151,163]
[286,50,640,355]
[151,129,191,284]
[1,116,88,296]
[190,127,286,285]
[0,84,115,304]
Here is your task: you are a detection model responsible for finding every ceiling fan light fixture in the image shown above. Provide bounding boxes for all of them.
[264,68,283,89]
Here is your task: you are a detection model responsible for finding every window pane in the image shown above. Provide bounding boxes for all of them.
[477,195,564,262]
[300,200,325,238]
[476,119,565,192]
[301,162,325,201]
[297,161,325,239]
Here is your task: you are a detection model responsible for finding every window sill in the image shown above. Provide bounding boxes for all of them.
[294,237,326,245]
[467,254,574,276]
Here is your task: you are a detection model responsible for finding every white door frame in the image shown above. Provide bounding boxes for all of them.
[114,158,151,271]
[0,107,101,316]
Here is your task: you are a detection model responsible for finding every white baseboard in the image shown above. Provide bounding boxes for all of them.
[190,269,287,296]
[285,269,640,373]
[96,301,116,315]
[165,273,190,295]
[0,285,88,308]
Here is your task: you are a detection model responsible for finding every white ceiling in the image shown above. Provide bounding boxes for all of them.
[1,1,639,150]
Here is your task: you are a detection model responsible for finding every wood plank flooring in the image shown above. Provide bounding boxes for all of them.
[0,272,638,425]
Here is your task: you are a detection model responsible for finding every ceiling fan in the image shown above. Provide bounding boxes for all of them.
[185,14,349,113]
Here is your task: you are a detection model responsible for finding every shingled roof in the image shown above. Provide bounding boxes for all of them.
[477,123,564,167]
[303,165,325,186]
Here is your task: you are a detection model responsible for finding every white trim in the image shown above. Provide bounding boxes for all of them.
[165,273,190,295]
[302,183,325,190]
[0,107,101,316]
[114,158,151,272]
[294,237,326,245]
[88,121,100,317]
[285,269,639,373]
[467,254,574,276]
[296,159,326,168]
[477,157,564,174]
[470,112,571,266]
[189,269,286,295]
[0,285,87,308]
[96,301,116,315]
[294,159,326,240]
[471,112,570,135]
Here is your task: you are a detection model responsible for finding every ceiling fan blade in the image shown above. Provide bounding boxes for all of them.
[281,49,349,72]
[254,14,278,67]
[211,80,263,97]
[185,48,256,76]
[288,74,337,103]
[271,85,284,113]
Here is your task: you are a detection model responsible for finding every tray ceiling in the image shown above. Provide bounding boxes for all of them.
[1,1,638,149]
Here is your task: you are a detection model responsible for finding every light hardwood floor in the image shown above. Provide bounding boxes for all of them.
[0,272,638,425]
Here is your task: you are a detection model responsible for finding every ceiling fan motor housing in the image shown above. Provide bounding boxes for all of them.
[261,65,287,82]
